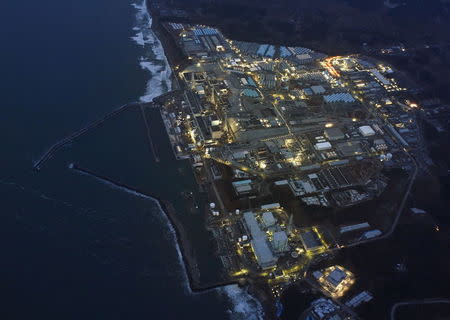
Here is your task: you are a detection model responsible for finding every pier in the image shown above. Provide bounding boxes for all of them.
[33,89,186,171]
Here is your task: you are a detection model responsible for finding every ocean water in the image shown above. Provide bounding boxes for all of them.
[0,0,263,319]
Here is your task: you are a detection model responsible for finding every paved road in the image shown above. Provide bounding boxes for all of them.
[339,97,420,249]
[342,150,418,249]
[390,298,450,320]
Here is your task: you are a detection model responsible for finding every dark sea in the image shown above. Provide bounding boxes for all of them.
[0,0,263,319]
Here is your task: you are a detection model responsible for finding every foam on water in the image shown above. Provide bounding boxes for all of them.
[131,0,172,102]
[130,2,265,318]
[222,285,265,320]
[71,165,191,292]
[72,165,265,318]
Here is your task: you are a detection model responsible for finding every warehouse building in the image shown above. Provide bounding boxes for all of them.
[323,93,356,104]
[300,230,323,252]
[311,85,326,95]
[315,141,332,151]
[340,222,370,234]
[336,141,362,156]
[326,267,347,288]
[358,125,376,137]
[232,179,254,195]
[324,127,345,141]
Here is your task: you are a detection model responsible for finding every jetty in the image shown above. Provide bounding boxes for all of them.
[32,102,156,171]
[33,102,140,170]
[139,104,160,163]
[70,163,240,293]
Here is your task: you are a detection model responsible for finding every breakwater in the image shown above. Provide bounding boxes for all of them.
[140,105,160,163]
[32,101,162,170]
[32,102,153,171]
[70,163,240,293]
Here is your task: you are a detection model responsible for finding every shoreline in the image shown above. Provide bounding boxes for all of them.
[144,3,273,318]
[71,161,239,293]
[146,0,188,91]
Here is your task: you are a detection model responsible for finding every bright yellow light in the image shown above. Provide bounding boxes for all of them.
[189,129,196,143]
[258,161,267,169]
[325,123,334,128]
[232,269,249,277]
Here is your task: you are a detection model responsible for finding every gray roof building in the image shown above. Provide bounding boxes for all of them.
[243,212,277,269]
[324,127,345,141]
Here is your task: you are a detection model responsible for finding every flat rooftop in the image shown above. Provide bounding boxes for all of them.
[300,230,322,250]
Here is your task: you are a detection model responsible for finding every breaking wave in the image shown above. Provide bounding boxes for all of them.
[70,164,191,291]
[72,164,265,318]
[131,0,172,102]
[129,2,263,319]
[222,285,265,320]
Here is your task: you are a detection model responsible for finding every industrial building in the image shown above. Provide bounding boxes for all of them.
[346,291,373,308]
[324,127,345,141]
[157,21,425,309]
[271,231,289,253]
[340,222,370,234]
[300,229,324,252]
[358,125,376,137]
[326,268,347,287]
[360,229,382,240]
[232,179,254,195]
[323,93,356,104]
[243,211,278,269]
[262,211,276,227]
[313,265,355,298]
[315,142,332,151]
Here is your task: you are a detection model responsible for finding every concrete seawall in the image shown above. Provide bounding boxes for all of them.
[33,102,151,171]
[71,163,239,293]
